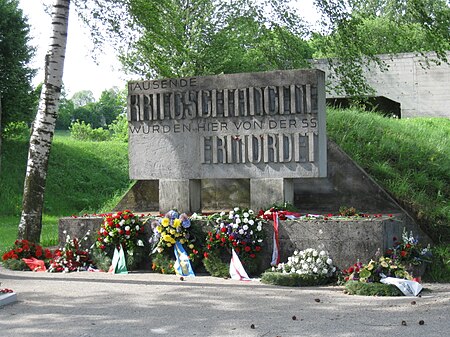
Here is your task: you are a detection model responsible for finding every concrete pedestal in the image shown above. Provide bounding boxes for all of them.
[159,179,201,213]
[250,178,294,210]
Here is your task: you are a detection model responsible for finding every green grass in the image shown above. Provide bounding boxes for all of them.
[0,133,132,252]
[327,108,450,243]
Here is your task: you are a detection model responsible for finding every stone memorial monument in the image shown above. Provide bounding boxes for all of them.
[127,69,327,212]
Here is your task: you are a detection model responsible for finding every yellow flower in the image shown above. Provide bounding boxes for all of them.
[170,228,176,235]
[156,225,163,233]
[173,219,181,228]
[180,239,186,244]
[188,244,194,249]
[381,261,388,268]
[162,218,170,227]
[163,234,172,242]
[167,243,172,247]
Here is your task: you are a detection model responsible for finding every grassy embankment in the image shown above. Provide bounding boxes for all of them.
[0,131,131,252]
[0,109,449,279]
[327,108,450,244]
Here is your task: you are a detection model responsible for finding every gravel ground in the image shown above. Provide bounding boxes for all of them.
[1,266,449,337]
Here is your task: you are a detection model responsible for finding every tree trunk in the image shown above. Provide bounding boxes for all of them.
[0,94,2,174]
[18,0,70,242]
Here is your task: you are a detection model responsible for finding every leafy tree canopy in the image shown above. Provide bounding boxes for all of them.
[312,0,450,96]
[0,0,36,125]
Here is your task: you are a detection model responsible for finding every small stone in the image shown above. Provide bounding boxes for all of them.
[411,301,416,305]
[314,298,321,303]
[180,277,185,281]
[292,315,297,320]
[419,320,425,325]
[250,324,255,329]
[401,321,407,326]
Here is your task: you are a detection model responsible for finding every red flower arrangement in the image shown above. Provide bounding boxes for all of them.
[2,240,52,271]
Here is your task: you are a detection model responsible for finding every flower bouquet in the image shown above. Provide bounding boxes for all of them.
[385,229,432,279]
[2,240,53,271]
[341,256,412,296]
[149,210,202,274]
[203,207,266,278]
[48,231,92,272]
[93,210,147,271]
[261,248,337,286]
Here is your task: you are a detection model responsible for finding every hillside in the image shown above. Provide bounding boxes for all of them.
[327,108,450,243]
[0,109,449,251]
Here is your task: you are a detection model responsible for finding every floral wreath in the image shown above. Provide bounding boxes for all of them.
[94,210,147,270]
[148,210,202,274]
[204,207,266,277]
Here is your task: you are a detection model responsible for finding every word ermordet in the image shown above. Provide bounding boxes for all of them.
[127,69,327,180]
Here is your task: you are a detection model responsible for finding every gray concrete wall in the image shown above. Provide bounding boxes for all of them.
[313,51,450,118]
[59,215,406,270]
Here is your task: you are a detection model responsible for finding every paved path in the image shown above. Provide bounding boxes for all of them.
[1,266,449,337]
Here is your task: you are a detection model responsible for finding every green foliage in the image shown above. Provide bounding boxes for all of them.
[108,114,128,142]
[2,121,30,140]
[203,251,230,278]
[0,0,36,125]
[151,252,176,274]
[344,281,404,296]
[82,0,311,78]
[312,0,450,96]
[0,133,130,219]
[423,244,450,282]
[327,108,450,243]
[57,88,126,130]
[69,120,111,142]
[261,271,336,287]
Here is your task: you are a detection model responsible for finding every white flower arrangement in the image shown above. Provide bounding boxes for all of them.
[272,248,337,277]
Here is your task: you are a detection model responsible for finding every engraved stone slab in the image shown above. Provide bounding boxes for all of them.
[128,69,327,180]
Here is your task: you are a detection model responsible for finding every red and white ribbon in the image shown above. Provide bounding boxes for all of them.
[230,248,250,281]
[271,211,280,266]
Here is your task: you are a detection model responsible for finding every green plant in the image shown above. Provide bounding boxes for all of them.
[344,281,404,296]
[339,206,358,217]
[2,121,30,140]
[261,271,336,287]
[423,244,450,282]
[69,120,111,141]
[108,114,128,142]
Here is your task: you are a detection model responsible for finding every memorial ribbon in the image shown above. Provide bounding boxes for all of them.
[229,248,250,281]
[174,241,195,277]
[271,211,280,266]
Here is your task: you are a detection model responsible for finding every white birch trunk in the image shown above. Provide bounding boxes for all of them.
[18,0,70,242]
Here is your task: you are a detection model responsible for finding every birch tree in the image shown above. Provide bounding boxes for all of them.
[18,0,70,242]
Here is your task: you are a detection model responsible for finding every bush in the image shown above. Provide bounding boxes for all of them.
[108,114,128,142]
[2,121,30,140]
[344,281,404,296]
[69,120,111,141]
[261,271,336,287]
[423,244,450,282]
